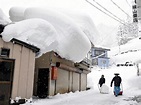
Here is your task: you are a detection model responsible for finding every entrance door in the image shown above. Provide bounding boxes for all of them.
[0,59,14,105]
[37,68,49,98]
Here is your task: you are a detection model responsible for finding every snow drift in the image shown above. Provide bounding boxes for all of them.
[2,18,59,54]
[109,37,141,65]
[24,7,91,62]
[60,10,100,44]
[9,7,99,45]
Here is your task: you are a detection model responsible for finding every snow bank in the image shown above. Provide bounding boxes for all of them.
[109,37,141,65]
[128,76,141,89]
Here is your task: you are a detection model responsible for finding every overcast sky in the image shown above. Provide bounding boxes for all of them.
[0,0,133,26]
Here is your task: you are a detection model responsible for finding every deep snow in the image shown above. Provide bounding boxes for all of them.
[22,37,141,105]
[1,7,100,62]
[22,66,141,105]
[0,5,141,105]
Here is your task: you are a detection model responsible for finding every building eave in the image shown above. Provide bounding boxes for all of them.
[0,35,40,53]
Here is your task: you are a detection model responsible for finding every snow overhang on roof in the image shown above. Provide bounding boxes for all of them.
[0,35,40,53]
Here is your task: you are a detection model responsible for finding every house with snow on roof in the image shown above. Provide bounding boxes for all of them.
[0,6,99,103]
[90,46,110,69]
[34,51,90,97]
[0,30,39,105]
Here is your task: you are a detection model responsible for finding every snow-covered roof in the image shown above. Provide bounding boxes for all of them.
[1,7,99,62]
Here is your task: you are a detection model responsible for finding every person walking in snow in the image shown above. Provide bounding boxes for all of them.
[98,75,105,87]
[110,73,122,97]
[98,75,109,94]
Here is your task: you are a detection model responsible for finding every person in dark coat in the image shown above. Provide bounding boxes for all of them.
[110,73,122,97]
[98,75,105,87]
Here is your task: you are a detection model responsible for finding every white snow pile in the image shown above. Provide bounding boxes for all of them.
[109,37,141,65]
[0,8,11,25]
[2,18,59,54]
[9,7,26,22]
[100,84,109,94]
[1,7,99,62]
[59,10,100,44]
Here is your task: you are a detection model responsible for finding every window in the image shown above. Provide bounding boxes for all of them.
[0,61,12,81]
[92,59,98,65]
[0,48,10,57]
[95,50,105,57]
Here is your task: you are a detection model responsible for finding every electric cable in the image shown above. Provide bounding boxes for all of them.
[85,0,126,25]
[96,24,120,46]
[93,0,124,23]
[86,0,133,46]
[126,0,131,7]
[111,0,131,18]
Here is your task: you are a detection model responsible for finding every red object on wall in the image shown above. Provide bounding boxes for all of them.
[51,66,58,80]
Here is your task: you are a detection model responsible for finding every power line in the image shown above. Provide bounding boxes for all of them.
[85,0,126,25]
[96,24,119,46]
[111,0,131,18]
[126,0,131,7]
[93,0,124,23]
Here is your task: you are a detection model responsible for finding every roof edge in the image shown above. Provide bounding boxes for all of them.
[0,35,40,53]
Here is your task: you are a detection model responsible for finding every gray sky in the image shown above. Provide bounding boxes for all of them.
[0,0,133,26]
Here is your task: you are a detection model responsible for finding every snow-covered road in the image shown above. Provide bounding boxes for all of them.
[30,88,139,105]
[24,66,141,105]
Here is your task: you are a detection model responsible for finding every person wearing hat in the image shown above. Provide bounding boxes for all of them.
[98,75,105,87]
[110,73,122,97]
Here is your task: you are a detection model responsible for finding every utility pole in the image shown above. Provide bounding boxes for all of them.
[132,0,138,23]
[136,0,141,34]
[132,0,141,36]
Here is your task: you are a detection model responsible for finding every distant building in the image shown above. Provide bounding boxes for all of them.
[90,46,110,68]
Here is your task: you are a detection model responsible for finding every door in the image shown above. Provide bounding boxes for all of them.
[37,68,49,98]
[0,59,14,105]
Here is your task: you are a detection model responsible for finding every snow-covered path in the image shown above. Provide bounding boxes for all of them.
[31,88,139,105]
[25,66,141,105]
[49,91,122,105]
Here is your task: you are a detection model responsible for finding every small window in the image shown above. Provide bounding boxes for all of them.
[0,48,10,57]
